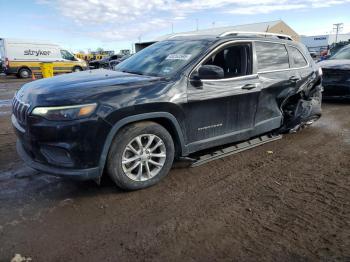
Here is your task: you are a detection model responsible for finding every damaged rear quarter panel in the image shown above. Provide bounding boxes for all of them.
[256,57,321,133]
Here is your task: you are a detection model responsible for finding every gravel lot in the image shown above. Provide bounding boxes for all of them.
[0,76,349,262]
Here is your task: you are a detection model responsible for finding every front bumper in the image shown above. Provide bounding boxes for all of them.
[16,140,100,180]
[322,70,350,98]
[322,83,350,99]
[12,111,111,180]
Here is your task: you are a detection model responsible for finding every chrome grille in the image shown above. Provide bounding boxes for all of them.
[12,96,30,125]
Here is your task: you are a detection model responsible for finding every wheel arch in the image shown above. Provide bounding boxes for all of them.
[98,112,187,177]
[72,65,83,72]
[17,66,32,75]
[15,66,33,78]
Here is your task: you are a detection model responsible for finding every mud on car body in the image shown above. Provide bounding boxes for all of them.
[12,33,322,190]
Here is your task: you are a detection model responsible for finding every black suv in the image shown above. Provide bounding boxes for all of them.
[12,33,322,190]
[318,44,350,99]
[89,55,123,69]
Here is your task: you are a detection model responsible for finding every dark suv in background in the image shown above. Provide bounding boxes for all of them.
[12,32,322,190]
[89,54,123,69]
[318,44,350,99]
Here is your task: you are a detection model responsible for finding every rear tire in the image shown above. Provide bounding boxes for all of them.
[18,68,31,79]
[107,121,175,190]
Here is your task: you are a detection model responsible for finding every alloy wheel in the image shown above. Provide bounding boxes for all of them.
[121,134,166,181]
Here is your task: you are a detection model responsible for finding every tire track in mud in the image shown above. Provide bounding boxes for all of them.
[21,128,347,261]
[82,110,350,261]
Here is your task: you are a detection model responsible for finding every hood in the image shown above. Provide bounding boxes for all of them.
[18,69,161,106]
[318,59,350,70]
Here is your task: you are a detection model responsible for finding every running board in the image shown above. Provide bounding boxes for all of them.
[190,134,282,167]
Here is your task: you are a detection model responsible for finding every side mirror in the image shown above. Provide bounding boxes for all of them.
[198,65,224,80]
[190,75,203,89]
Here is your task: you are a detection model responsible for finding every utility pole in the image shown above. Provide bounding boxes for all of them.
[196,19,199,31]
[333,23,343,43]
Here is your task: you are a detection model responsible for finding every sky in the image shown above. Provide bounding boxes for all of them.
[1,0,350,53]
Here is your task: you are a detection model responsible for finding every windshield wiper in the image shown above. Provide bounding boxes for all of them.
[121,70,144,75]
[119,69,161,77]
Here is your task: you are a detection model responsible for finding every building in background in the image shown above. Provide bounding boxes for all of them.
[135,20,300,52]
[301,33,350,54]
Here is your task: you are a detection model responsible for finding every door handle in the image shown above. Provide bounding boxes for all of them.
[289,76,300,82]
[242,83,258,90]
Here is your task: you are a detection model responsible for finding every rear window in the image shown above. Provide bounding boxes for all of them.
[289,46,307,67]
[255,42,289,71]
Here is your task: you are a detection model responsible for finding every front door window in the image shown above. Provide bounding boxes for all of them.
[202,43,252,78]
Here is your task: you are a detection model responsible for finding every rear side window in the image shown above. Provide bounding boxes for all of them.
[255,42,289,71]
[289,46,307,67]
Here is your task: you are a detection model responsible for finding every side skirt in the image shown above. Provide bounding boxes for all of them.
[185,116,282,154]
[190,133,282,167]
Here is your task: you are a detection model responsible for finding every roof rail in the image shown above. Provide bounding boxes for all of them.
[167,33,198,39]
[219,31,293,41]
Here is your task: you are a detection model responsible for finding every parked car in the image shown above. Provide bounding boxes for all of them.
[108,54,132,69]
[12,32,322,190]
[309,51,318,59]
[89,54,123,69]
[318,44,350,99]
[0,38,87,78]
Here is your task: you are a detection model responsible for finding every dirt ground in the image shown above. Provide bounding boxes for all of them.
[0,77,349,262]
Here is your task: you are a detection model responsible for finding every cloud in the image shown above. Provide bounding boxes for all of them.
[38,0,350,41]
[227,4,307,14]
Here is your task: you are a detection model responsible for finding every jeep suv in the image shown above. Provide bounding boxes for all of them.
[12,32,322,190]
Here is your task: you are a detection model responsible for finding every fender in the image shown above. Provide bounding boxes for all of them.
[98,112,187,177]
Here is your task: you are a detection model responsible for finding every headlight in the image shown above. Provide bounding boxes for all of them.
[31,103,97,121]
[318,67,323,76]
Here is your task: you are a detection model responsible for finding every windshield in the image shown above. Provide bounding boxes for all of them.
[330,46,350,60]
[60,50,76,61]
[115,40,210,77]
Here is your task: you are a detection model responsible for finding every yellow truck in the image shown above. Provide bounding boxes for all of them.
[75,53,107,61]
[0,38,88,78]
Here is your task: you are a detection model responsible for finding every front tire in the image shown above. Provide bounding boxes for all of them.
[107,121,175,190]
[72,66,83,72]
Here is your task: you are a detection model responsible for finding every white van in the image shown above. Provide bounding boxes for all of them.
[0,38,87,78]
